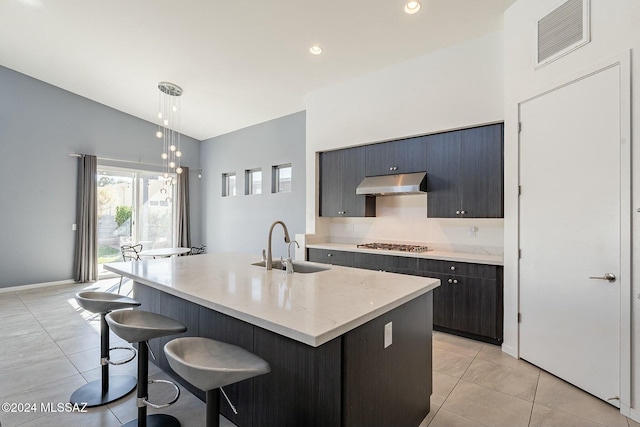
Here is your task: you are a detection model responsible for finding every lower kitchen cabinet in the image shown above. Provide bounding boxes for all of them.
[418,259,503,344]
[353,252,418,274]
[307,248,504,344]
[307,248,354,266]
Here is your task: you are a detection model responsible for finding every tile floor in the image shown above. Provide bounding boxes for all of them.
[0,279,636,427]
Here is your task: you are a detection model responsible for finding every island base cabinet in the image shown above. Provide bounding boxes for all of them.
[134,282,433,427]
[343,292,432,427]
[252,332,342,427]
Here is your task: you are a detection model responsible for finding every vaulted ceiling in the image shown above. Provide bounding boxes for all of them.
[0,0,516,140]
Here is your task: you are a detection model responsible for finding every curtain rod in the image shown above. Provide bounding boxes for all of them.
[69,153,202,173]
[69,153,163,169]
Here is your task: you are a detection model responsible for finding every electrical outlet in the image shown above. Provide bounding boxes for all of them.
[384,322,393,348]
[72,224,77,231]
[468,226,478,238]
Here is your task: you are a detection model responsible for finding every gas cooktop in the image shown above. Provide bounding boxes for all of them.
[356,243,430,253]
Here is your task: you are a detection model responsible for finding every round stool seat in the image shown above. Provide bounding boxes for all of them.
[164,337,270,391]
[106,310,187,343]
[75,291,140,314]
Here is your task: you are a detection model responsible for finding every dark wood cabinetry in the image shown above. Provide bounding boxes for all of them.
[426,124,504,218]
[307,248,503,344]
[318,123,503,219]
[307,248,355,266]
[365,136,427,176]
[353,252,418,275]
[319,146,375,217]
[418,259,503,344]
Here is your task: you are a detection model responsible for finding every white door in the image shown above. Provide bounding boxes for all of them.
[519,65,621,404]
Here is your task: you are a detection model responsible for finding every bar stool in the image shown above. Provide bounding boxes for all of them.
[70,291,140,407]
[164,337,270,427]
[106,310,187,427]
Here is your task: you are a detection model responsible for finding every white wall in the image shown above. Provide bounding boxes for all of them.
[304,30,505,250]
[503,0,640,417]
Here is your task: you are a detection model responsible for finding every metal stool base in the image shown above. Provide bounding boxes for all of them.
[70,375,137,407]
[121,414,181,427]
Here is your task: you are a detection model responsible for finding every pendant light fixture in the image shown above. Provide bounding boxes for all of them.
[155,82,183,203]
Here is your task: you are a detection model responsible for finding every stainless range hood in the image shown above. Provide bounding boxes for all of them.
[356,172,427,196]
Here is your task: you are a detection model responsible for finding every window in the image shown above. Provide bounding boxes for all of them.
[222,172,236,197]
[272,163,292,193]
[245,168,262,195]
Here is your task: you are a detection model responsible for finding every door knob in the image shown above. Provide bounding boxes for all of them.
[588,273,616,282]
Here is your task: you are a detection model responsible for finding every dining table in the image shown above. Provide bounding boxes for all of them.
[138,247,192,258]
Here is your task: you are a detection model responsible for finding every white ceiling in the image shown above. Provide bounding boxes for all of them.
[0,0,515,141]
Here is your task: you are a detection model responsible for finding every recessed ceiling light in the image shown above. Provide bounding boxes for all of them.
[404,1,421,14]
[309,45,323,55]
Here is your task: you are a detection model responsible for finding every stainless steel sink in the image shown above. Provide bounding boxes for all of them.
[251,260,330,274]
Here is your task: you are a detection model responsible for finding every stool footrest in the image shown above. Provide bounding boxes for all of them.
[103,346,137,366]
[142,379,180,409]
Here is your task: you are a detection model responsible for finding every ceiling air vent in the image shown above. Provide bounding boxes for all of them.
[535,0,590,68]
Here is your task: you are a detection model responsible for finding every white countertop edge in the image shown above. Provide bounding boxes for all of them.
[105,263,440,347]
[306,243,504,266]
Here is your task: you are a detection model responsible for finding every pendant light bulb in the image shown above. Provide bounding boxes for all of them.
[176,167,183,174]
[175,150,182,157]
[161,152,168,160]
[169,145,176,152]
[156,131,163,138]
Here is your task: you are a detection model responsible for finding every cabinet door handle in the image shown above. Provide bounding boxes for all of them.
[447,278,458,284]
[461,210,466,215]
[456,210,460,215]
[450,266,456,271]
[327,253,333,257]
[448,278,453,284]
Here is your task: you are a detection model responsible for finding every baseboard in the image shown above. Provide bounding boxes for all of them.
[0,279,77,293]
[627,406,640,423]
[501,343,517,358]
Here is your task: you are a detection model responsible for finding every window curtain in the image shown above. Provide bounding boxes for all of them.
[176,166,191,248]
[74,154,98,282]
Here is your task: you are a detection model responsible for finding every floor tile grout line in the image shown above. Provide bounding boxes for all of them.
[526,370,541,426]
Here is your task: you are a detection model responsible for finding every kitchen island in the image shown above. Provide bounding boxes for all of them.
[105,252,440,427]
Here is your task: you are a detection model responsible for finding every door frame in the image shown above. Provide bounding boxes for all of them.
[515,51,631,412]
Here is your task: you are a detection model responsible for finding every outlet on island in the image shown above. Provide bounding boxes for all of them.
[384,322,393,348]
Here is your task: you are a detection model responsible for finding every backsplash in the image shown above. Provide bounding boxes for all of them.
[313,195,504,256]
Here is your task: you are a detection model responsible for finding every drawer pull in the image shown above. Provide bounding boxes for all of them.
[450,266,456,271]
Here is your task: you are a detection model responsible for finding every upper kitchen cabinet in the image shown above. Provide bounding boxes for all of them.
[365,137,428,176]
[426,124,504,218]
[319,146,376,217]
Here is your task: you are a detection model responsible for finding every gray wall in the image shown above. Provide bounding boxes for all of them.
[0,66,201,288]
[201,111,306,259]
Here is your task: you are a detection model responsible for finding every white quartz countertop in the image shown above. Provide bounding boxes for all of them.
[306,243,504,266]
[104,252,439,347]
